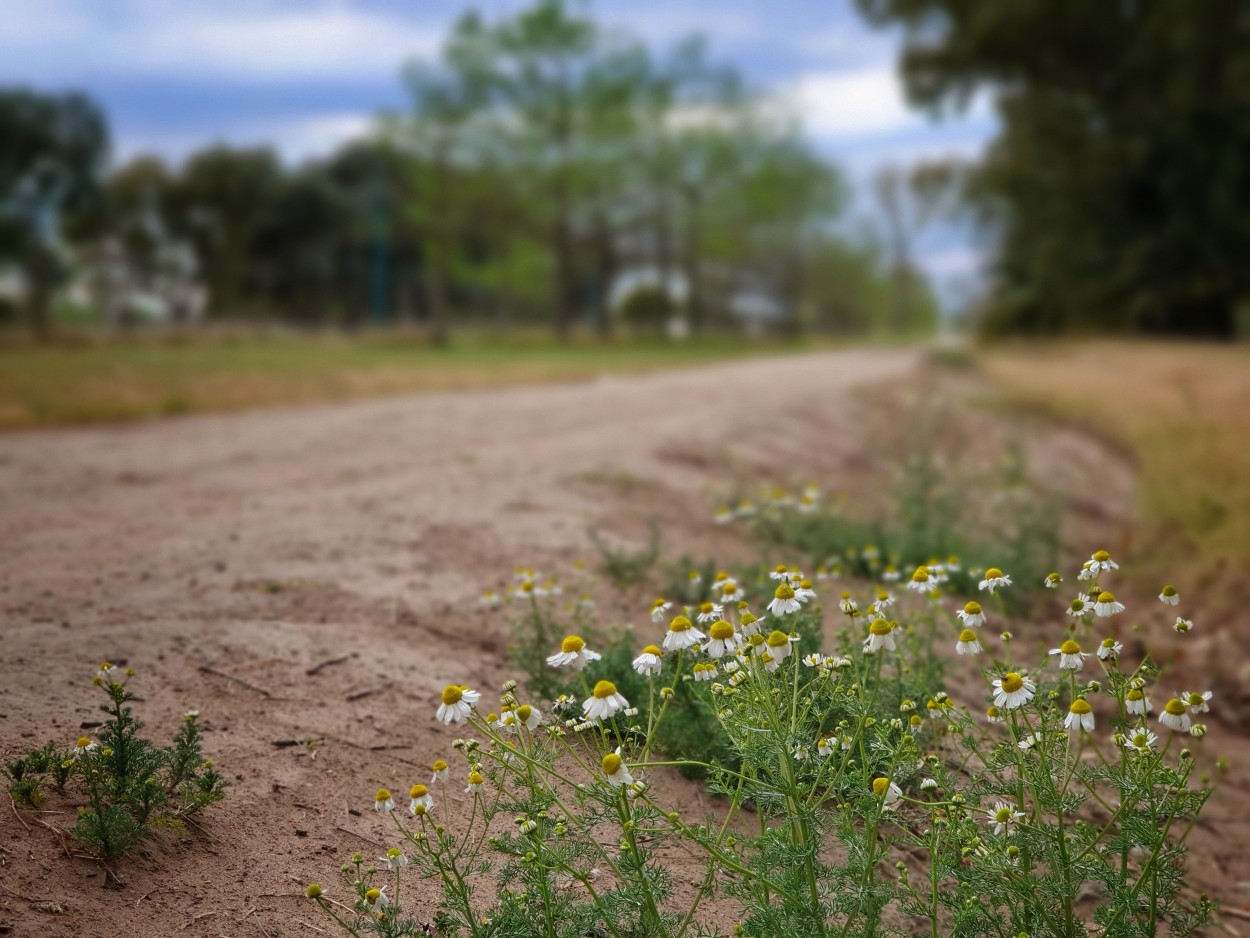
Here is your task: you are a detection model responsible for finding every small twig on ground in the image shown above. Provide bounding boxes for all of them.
[199,666,273,697]
[367,744,410,752]
[8,796,29,834]
[181,910,218,929]
[1226,907,1250,921]
[32,819,70,858]
[334,826,385,850]
[305,655,350,676]
[345,684,390,702]
[136,888,156,907]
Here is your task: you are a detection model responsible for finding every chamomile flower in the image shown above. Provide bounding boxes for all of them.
[381,847,408,871]
[872,776,902,809]
[794,579,817,603]
[1096,638,1123,661]
[767,583,801,616]
[546,635,601,671]
[692,661,717,682]
[874,588,896,610]
[978,567,1012,593]
[1066,595,1093,618]
[1093,592,1125,617]
[583,680,629,723]
[1123,729,1158,754]
[1044,572,1062,589]
[632,644,663,677]
[956,629,982,655]
[1018,731,1043,752]
[1159,584,1180,606]
[957,601,985,629]
[718,579,744,603]
[696,601,724,624]
[514,704,543,730]
[908,566,936,593]
[802,653,824,668]
[408,784,434,814]
[72,736,97,756]
[987,801,1025,836]
[992,672,1036,710]
[374,788,394,812]
[985,705,1005,724]
[817,735,837,757]
[703,620,741,659]
[839,593,858,615]
[1065,698,1095,734]
[1086,550,1119,575]
[431,759,449,783]
[1159,698,1192,732]
[864,618,896,654]
[1173,617,1194,634]
[1049,639,1089,671]
[650,598,672,623]
[1181,690,1212,714]
[436,685,480,724]
[96,662,119,685]
[601,750,634,787]
[920,777,939,791]
[479,591,502,609]
[714,505,734,524]
[768,564,791,581]
[1125,688,1152,715]
[882,565,900,582]
[465,771,484,794]
[663,615,705,651]
[364,886,389,912]
[765,629,794,663]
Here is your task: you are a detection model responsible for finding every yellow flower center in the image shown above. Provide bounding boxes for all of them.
[721,583,736,595]
[700,602,715,614]
[410,784,428,799]
[740,612,757,626]
[709,620,735,641]
[774,583,795,600]
[986,706,1001,718]
[985,567,1003,579]
[1069,699,1092,715]
[1000,673,1024,693]
[774,565,788,574]
[601,753,623,776]
[1097,592,1115,603]
[641,644,662,657]
[1186,692,1203,706]
[1060,640,1081,655]
[76,737,91,749]
[1164,698,1187,716]
[593,680,617,700]
[518,705,535,723]
[669,615,692,633]
[1070,599,1086,612]
[441,685,463,705]
[432,759,447,772]
[652,598,666,609]
[871,777,890,796]
[995,807,1014,823]
[375,788,391,803]
[1126,689,1144,701]
[869,618,892,636]
[766,630,790,648]
[910,714,922,726]
[1093,550,1110,562]
[560,635,585,653]
[1047,572,1060,583]
[1133,733,1149,747]
[468,771,484,785]
[1161,584,1177,597]
[305,884,323,899]
[366,888,381,904]
[964,601,982,615]
[958,629,977,643]
[912,567,930,582]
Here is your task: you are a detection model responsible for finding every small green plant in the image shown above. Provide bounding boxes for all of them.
[5,664,228,861]
[587,521,660,588]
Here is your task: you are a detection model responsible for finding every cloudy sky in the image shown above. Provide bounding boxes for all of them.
[0,0,995,299]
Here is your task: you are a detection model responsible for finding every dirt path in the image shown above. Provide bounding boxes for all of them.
[1,349,926,935]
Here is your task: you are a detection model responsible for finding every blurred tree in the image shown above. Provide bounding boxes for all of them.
[0,89,109,333]
[856,0,1250,336]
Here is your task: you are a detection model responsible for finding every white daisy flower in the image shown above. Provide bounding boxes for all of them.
[1125,688,1152,715]
[817,735,836,757]
[1158,584,1180,606]
[374,788,395,812]
[1086,550,1119,575]
[514,704,543,730]
[985,705,1005,724]
[764,630,794,663]
[632,644,663,677]
[650,598,672,623]
[791,742,810,761]
[714,505,734,525]
[864,618,896,654]
[1064,698,1095,734]
[987,801,1025,836]
[663,615,705,651]
[96,662,119,685]
[908,566,936,593]
[872,777,902,810]
[1049,639,1089,671]
[768,565,792,581]
[1181,689,1212,714]
[1017,731,1043,751]
[839,593,857,615]
[695,601,724,624]
[465,770,484,794]
[1096,638,1123,661]
[1093,591,1125,617]
[72,736,98,756]
[436,685,480,724]
[957,601,985,629]
[1066,595,1093,618]
[381,847,408,871]
[874,589,896,611]
[479,591,502,609]
[955,629,982,655]
[736,500,756,517]
[408,784,434,815]
[978,567,1012,593]
[1173,617,1194,634]
[1044,572,1062,589]
[364,886,389,912]
[767,583,801,616]
[601,750,634,787]
[794,579,817,603]
[431,759,449,783]
[738,610,763,637]
[546,635,602,671]
[1077,560,1096,581]
[802,653,823,668]
[920,777,939,791]
[703,620,741,659]
[719,580,744,603]
[583,680,629,723]
[1158,698,1192,732]
[992,672,1036,710]
[1123,729,1157,754]
[692,661,717,682]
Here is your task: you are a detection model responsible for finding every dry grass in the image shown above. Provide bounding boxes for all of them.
[980,340,1250,615]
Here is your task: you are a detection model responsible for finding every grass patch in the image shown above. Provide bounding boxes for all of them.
[0,329,834,429]
[980,339,1250,607]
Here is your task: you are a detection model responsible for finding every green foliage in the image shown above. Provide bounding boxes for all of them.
[617,285,674,335]
[587,521,660,588]
[5,666,227,861]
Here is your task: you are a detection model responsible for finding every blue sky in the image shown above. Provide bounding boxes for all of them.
[0,0,995,299]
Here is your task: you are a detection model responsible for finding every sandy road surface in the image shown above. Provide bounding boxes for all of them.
[0,349,920,935]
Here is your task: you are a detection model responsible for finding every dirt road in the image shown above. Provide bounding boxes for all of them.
[0,349,921,935]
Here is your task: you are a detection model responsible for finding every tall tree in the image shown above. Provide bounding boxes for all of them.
[856,0,1250,336]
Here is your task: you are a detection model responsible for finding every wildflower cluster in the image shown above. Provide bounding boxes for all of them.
[310,549,1217,937]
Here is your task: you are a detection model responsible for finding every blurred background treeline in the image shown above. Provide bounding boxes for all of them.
[2,0,1249,343]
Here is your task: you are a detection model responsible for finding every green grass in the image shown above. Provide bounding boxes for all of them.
[0,329,833,429]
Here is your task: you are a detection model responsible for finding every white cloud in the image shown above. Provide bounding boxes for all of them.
[115,111,374,166]
[0,1,442,84]
[790,66,913,138]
